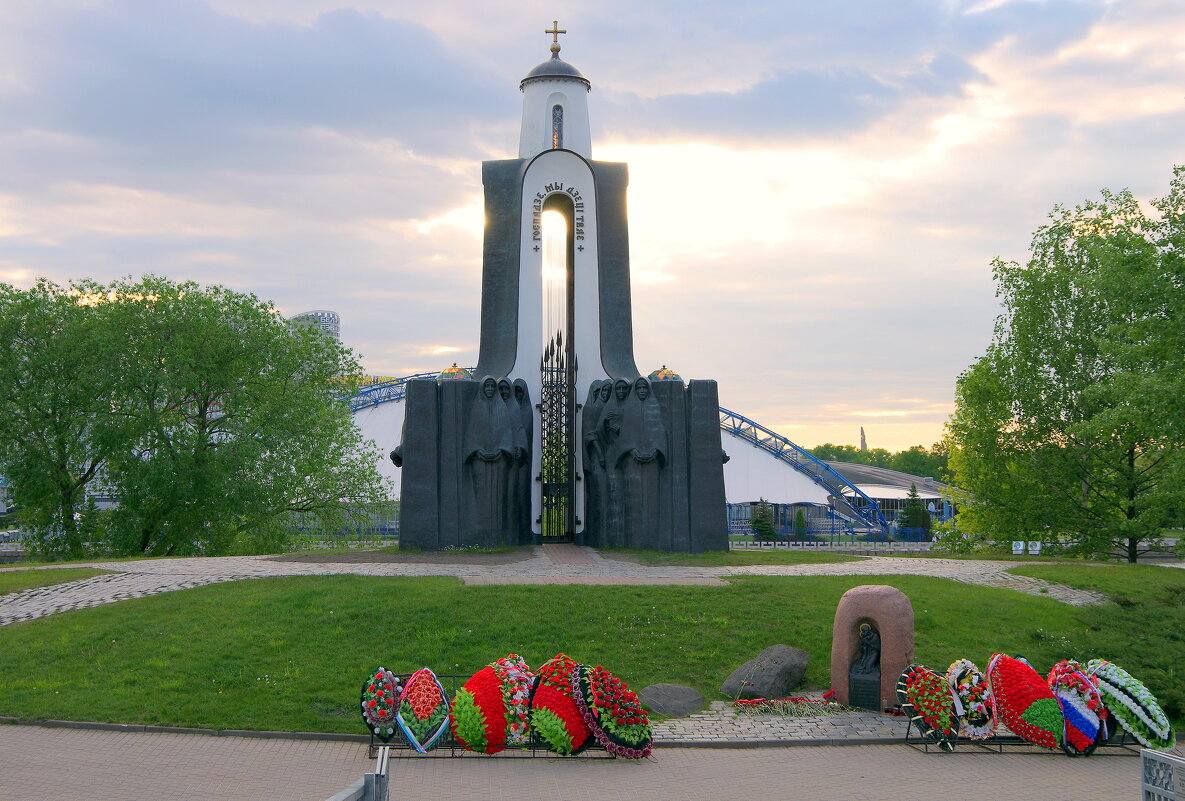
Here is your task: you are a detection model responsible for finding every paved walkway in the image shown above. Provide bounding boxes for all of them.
[0,548,1108,625]
[0,723,1161,801]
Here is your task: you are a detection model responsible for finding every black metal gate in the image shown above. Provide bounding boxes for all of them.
[537,194,576,542]
[539,332,575,541]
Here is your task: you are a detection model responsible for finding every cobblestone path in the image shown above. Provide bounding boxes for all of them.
[0,549,1106,626]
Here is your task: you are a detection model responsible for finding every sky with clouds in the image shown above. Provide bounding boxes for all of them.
[1,0,1182,451]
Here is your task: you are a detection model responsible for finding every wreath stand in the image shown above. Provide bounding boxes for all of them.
[369,673,614,759]
[903,722,1141,756]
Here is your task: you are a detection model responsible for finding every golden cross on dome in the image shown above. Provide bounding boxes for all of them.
[545,20,567,54]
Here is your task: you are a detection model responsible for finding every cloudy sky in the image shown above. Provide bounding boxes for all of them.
[1,0,1182,451]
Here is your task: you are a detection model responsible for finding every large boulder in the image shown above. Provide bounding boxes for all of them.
[639,684,705,717]
[720,645,809,699]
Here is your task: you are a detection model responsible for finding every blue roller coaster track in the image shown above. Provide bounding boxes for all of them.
[349,373,889,535]
[718,407,888,533]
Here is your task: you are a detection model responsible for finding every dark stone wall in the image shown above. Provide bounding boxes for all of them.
[397,377,531,551]
[577,379,728,553]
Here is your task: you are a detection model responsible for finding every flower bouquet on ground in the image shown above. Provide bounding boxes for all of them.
[528,654,592,756]
[946,659,995,740]
[360,668,403,742]
[732,691,847,717]
[572,663,653,758]
[896,664,959,752]
[450,654,535,754]
[1085,659,1175,750]
[986,653,1062,750]
[395,668,450,754]
[1046,659,1106,756]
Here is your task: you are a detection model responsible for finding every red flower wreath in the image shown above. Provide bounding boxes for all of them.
[572,663,653,759]
[528,654,592,756]
[896,664,959,752]
[450,665,510,754]
[987,653,1062,750]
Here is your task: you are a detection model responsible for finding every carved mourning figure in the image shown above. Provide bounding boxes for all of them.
[512,379,533,542]
[851,623,881,676]
[609,377,668,549]
[848,622,882,711]
[496,378,525,542]
[465,376,517,547]
[599,379,629,546]
[581,381,607,545]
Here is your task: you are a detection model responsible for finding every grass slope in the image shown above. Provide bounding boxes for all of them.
[1008,563,1185,722]
[0,568,111,595]
[0,573,1116,734]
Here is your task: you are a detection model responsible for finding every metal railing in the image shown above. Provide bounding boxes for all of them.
[1142,749,1184,801]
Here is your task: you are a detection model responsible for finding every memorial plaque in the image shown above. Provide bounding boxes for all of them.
[848,677,880,712]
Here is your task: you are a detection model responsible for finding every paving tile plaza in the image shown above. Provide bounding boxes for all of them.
[0,723,1164,801]
[0,546,1108,625]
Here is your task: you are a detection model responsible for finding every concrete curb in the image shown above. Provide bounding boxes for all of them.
[0,716,910,747]
[6,716,1177,752]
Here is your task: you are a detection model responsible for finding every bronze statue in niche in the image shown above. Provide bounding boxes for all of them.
[848,622,882,711]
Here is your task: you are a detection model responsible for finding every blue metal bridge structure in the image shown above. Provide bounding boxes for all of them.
[349,372,890,535]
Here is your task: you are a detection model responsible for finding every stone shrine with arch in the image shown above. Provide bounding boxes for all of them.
[393,28,728,553]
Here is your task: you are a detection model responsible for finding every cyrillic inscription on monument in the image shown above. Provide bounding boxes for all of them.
[531,183,586,241]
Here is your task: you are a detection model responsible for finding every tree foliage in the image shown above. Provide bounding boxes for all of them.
[0,276,389,557]
[808,442,948,480]
[0,280,133,557]
[899,484,931,533]
[947,169,1185,562]
[750,498,777,542]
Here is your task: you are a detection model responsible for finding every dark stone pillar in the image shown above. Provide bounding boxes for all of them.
[652,381,689,553]
[590,161,641,380]
[686,380,729,553]
[398,378,443,550]
[438,378,471,549]
[474,159,526,379]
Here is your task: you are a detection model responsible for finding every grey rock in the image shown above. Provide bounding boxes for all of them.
[719,645,810,699]
[639,684,705,717]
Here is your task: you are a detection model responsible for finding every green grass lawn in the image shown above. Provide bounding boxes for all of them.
[4,572,1167,734]
[603,549,860,566]
[1008,563,1185,603]
[0,568,112,594]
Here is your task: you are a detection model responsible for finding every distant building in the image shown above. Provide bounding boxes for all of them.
[292,310,340,340]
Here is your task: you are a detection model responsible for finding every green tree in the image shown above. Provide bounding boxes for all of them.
[0,276,389,557]
[750,499,777,542]
[0,280,133,557]
[890,444,949,481]
[947,173,1185,562]
[793,507,808,537]
[105,276,388,555]
[898,484,931,536]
